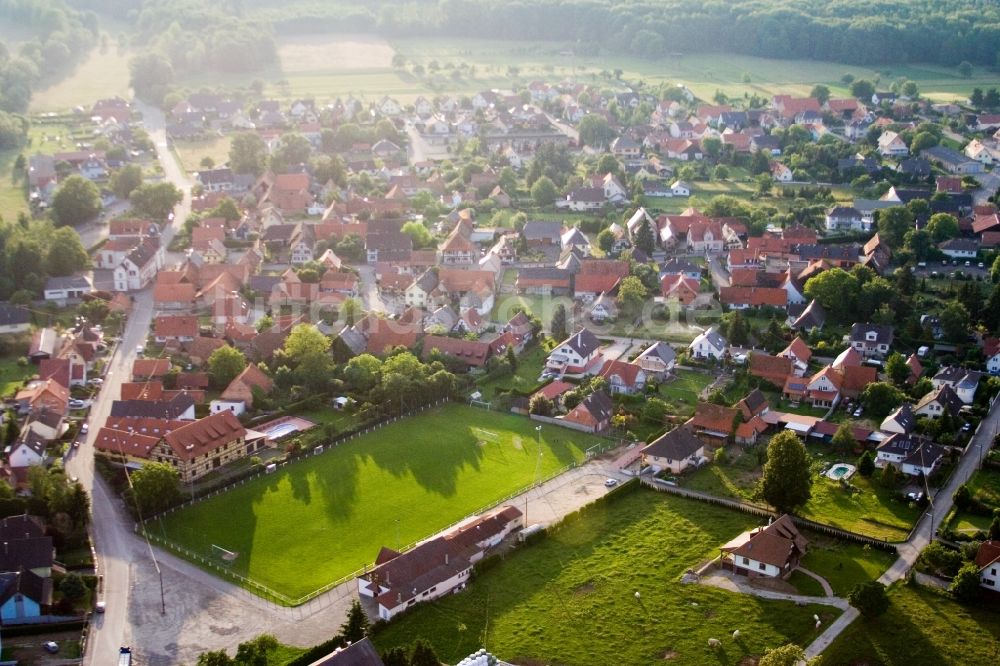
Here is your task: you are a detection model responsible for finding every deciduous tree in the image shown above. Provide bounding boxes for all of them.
[758,431,812,513]
[130,462,181,515]
[51,175,100,226]
[848,581,889,617]
[208,345,246,388]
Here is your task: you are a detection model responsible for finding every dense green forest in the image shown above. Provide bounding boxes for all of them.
[0,0,97,113]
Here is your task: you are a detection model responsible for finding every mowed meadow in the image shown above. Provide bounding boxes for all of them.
[156,405,596,598]
[162,34,991,106]
[373,487,841,665]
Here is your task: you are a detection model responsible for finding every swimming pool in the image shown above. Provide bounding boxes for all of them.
[826,463,857,481]
[265,423,300,440]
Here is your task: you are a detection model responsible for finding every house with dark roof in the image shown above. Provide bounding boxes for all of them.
[43,274,93,306]
[914,384,963,420]
[358,506,523,621]
[0,514,54,623]
[689,327,727,361]
[561,390,613,433]
[875,433,945,477]
[545,329,602,376]
[849,323,894,358]
[641,426,705,474]
[789,299,826,331]
[0,303,30,335]
[880,403,917,435]
[931,366,982,404]
[304,637,385,666]
[521,220,563,247]
[634,342,676,380]
[922,145,984,174]
[720,515,807,580]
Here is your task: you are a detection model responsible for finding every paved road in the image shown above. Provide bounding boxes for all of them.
[75,98,192,666]
[803,393,1000,659]
[356,265,389,315]
[708,255,730,289]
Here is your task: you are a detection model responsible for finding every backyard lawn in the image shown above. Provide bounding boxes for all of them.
[659,368,715,412]
[173,135,234,173]
[945,467,1000,537]
[816,583,1000,666]
[0,357,33,398]
[799,538,896,596]
[372,488,839,665]
[476,345,547,400]
[684,446,920,541]
[157,404,596,598]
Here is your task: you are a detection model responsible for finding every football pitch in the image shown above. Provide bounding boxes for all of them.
[155,404,596,599]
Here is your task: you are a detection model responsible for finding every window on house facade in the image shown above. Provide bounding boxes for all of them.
[742,557,749,565]
[758,562,766,570]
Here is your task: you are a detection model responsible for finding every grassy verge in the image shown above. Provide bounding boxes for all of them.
[372,489,840,665]
[816,583,1000,666]
[158,404,595,598]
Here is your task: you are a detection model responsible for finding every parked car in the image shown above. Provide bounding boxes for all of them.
[604,478,618,487]
[962,422,972,432]
[853,407,863,417]
[95,600,106,613]
[136,345,145,356]
[69,399,86,409]
[81,423,89,434]
[905,491,924,503]
[88,378,103,386]
[43,642,58,654]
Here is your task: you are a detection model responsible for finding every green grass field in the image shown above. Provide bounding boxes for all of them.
[173,136,234,174]
[476,345,547,400]
[372,488,839,665]
[158,404,595,598]
[659,369,714,414]
[0,357,34,398]
[169,33,990,107]
[29,44,133,113]
[816,583,1000,666]
[799,539,896,597]
[946,468,1000,536]
[685,447,919,541]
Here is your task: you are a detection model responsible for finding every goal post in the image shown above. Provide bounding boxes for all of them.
[211,544,239,564]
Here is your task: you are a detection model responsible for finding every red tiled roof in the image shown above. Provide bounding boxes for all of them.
[719,286,787,307]
[598,359,644,388]
[154,315,198,339]
[690,403,739,434]
[132,359,171,379]
[422,335,491,367]
[162,410,247,462]
[975,540,1000,569]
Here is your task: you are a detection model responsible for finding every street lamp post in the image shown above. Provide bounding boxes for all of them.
[525,426,543,525]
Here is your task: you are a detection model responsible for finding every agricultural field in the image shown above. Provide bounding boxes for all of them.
[816,583,1000,666]
[157,404,596,598]
[684,445,920,541]
[29,45,133,113]
[172,34,987,106]
[372,487,839,665]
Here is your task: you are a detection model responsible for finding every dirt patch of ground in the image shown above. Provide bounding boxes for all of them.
[662,649,679,660]
[573,581,595,595]
[277,34,395,72]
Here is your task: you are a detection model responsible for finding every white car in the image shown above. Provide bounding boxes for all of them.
[81,423,89,434]
[604,478,618,487]
[95,600,106,613]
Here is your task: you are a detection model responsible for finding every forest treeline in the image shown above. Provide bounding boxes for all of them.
[0,0,97,113]
[258,0,1000,68]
